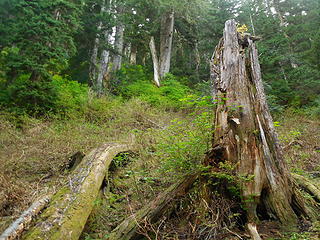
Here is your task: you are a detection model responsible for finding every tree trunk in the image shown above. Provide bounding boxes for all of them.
[90,0,114,94]
[149,37,161,87]
[112,13,125,72]
[159,11,174,78]
[130,44,137,65]
[107,174,198,240]
[19,143,132,240]
[209,19,308,239]
[96,34,112,94]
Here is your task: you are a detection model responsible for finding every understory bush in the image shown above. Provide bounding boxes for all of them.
[112,65,194,109]
[0,74,89,117]
[150,96,214,175]
[0,74,58,116]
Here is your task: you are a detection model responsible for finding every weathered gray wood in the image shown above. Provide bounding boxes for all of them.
[90,0,114,94]
[209,19,309,239]
[112,7,125,72]
[0,195,51,240]
[20,143,132,240]
[159,11,174,78]
[107,174,198,240]
[149,36,161,87]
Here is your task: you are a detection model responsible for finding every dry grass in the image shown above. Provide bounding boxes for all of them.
[276,111,320,174]
[0,104,319,239]
[0,98,181,230]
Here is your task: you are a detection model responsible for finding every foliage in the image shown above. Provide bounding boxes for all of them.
[154,97,214,174]
[0,74,58,116]
[116,66,192,109]
[52,75,89,118]
[0,0,82,80]
[0,74,89,117]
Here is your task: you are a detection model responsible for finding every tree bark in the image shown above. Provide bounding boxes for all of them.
[107,174,198,240]
[209,19,308,239]
[112,11,125,72]
[149,37,161,87]
[130,44,137,65]
[20,143,132,240]
[0,195,51,240]
[292,173,320,202]
[90,0,114,94]
[159,11,174,78]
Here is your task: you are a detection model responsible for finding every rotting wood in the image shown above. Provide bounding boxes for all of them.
[209,19,312,240]
[107,174,198,240]
[292,173,320,202]
[0,195,51,240]
[17,143,133,240]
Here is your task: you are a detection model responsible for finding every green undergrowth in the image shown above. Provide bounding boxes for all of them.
[0,88,319,239]
[0,96,188,219]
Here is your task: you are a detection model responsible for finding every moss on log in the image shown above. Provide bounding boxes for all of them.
[292,173,320,202]
[107,174,198,240]
[20,143,132,240]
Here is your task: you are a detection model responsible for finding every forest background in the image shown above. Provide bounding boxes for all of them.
[0,0,320,239]
[0,0,319,117]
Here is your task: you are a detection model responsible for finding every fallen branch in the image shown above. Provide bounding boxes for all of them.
[0,195,51,240]
[292,173,320,202]
[107,173,198,240]
[17,143,132,240]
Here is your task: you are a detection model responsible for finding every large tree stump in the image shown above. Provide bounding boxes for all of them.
[209,19,309,239]
[13,143,132,240]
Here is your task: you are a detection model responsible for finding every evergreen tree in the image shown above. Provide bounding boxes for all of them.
[0,0,82,82]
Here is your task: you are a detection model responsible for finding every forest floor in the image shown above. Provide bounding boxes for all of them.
[0,100,319,240]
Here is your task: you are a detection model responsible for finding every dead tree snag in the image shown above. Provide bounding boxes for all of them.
[209,19,310,239]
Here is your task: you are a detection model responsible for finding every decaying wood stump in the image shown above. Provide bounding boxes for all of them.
[209,19,311,239]
[107,174,198,240]
[7,143,133,240]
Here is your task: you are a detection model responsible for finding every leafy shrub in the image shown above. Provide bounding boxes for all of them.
[111,64,150,93]
[153,97,214,174]
[0,74,58,116]
[52,75,88,117]
[0,74,89,117]
[118,73,192,109]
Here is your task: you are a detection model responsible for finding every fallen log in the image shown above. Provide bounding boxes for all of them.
[0,195,51,240]
[12,143,132,240]
[107,173,198,240]
[292,173,320,202]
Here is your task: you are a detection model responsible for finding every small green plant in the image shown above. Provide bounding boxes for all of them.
[155,102,213,175]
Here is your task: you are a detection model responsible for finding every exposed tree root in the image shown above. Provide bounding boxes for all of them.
[9,143,133,240]
[247,223,262,240]
[292,173,320,202]
[107,174,198,240]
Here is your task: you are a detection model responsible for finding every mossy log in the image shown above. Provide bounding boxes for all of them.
[18,143,132,240]
[107,174,198,240]
[292,173,320,202]
[209,19,311,240]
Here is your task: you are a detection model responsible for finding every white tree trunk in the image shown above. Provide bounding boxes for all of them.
[159,11,174,78]
[112,23,125,71]
[149,36,161,87]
